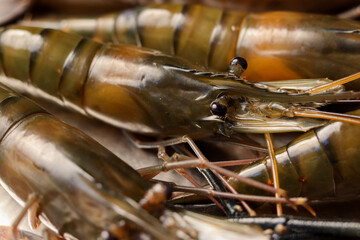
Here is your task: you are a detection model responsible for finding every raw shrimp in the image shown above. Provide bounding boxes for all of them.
[1,26,359,140]
[24,4,360,88]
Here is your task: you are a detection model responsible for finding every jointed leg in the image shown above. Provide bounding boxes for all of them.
[11,194,41,240]
[264,133,283,216]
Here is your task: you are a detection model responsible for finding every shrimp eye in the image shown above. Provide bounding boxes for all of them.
[100,231,118,240]
[231,57,247,70]
[210,102,227,117]
[229,57,248,76]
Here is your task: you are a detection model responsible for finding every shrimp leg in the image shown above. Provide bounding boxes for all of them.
[137,155,314,211]
[129,132,297,215]
[156,147,230,216]
[264,133,283,216]
[128,133,246,216]
[11,194,41,240]
[172,144,257,216]
[135,135,287,195]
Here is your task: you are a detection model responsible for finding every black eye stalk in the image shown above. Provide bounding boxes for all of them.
[210,101,228,117]
[229,57,248,77]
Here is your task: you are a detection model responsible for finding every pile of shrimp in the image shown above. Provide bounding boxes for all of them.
[0,1,360,239]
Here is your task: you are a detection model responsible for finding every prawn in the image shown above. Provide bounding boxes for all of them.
[24,3,360,88]
[0,26,359,139]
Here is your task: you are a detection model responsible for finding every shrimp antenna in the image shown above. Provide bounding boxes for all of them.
[305,72,360,94]
[293,109,360,125]
[291,72,360,125]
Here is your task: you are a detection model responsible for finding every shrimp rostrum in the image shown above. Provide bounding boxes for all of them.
[0,84,267,239]
[0,26,360,142]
